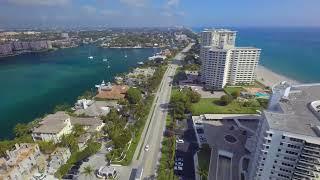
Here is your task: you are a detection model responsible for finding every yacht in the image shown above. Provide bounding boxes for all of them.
[88,56,93,59]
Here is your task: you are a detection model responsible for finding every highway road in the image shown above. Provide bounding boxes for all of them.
[129,43,194,179]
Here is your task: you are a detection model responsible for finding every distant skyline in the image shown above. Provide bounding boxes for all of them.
[0,0,320,28]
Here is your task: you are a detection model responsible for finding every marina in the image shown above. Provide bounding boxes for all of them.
[0,45,157,139]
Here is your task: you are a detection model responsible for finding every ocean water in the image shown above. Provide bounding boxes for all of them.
[193,27,320,83]
[0,45,157,139]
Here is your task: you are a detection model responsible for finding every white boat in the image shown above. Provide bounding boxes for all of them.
[103,58,108,62]
[88,56,93,59]
[137,61,144,65]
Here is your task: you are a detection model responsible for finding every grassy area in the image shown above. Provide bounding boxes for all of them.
[191,98,259,115]
[197,146,211,180]
[119,95,155,165]
[224,86,245,96]
[157,130,177,180]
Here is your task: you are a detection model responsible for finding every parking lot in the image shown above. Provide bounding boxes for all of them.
[174,118,199,180]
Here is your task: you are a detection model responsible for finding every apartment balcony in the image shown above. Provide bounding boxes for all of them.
[302,150,320,158]
[304,146,320,154]
[304,144,320,151]
[294,167,316,178]
[292,173,313,180]
[300,155,320,165]
[296,162,318,172]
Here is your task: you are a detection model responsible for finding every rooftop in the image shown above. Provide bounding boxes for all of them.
[265,83,320,137]
[203,28,237,33]
[95,84,128,100]
[71,117,104,132]
[32,111,70,134]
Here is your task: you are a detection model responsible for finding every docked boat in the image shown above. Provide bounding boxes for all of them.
[137,61,144,65]
[88,56,94,59]
[103,58,108,62]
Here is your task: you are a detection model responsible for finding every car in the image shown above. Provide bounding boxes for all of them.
[176,157,184,162]
[176,138,184,144]
[32,173,46,180]
[62,175,73,180]
[83,157,89,162]
[174,165,183,171]
[106,147,113,152]
[144,145,149,151]
[175,161,184,166]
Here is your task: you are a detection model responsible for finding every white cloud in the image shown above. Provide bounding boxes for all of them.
[6,0,71,6]
[82,5,97,14]
[100,9,119,16]
[119,0,147,7]
[167,0,179,7]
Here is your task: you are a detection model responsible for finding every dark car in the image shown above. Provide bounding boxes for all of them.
[62,175,73,180]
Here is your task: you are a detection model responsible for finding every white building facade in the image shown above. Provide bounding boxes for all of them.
[249,82,320,180]
[32,111,73,143]
[200,29,260,89]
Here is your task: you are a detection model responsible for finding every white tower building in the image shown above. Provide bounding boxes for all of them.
[249,82,320,180]
[200,29,260,89]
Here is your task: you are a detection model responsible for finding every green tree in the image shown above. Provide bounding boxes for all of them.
[82,165,94,179]
[188,90,201,103]
[38,141,56,154]
[231,90,241,99]
[219,95,233,106]
[197,166,208,180]
[126,87,142,104]
[72,124,85,137]
[13,123,31,137]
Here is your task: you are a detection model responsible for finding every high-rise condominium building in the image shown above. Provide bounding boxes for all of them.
[249,82,320,180]
[200,29,261,89]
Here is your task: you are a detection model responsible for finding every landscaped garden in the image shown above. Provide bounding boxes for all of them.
[191,98,260,115]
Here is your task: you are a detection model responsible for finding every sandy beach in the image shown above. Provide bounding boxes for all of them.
[256,65,300,87]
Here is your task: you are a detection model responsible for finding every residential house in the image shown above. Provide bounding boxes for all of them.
[31,111,73,143]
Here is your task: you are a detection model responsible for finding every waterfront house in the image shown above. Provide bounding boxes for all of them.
[0,143,43,180]
[95,82,128,100]
[74,100,110,117]
[71,117,105,133]
[47,147,71,175]
[31,111,73,143]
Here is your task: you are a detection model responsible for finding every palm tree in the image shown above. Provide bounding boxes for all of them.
[82,165,94,180]
[197,166,208,180]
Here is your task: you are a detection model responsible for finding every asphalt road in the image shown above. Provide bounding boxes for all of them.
[130,43,194,179]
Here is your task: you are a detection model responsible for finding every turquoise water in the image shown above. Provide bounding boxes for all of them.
[0,45,157,139]
[255,92,269,98]
[194,27,320,83]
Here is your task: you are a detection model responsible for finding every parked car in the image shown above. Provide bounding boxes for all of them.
[144,145,150,151]
[176,138,184,144]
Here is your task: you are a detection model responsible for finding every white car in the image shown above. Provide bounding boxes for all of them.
[174,165,183,171]
[175,161,184,166]
[144,145,149,151]
[176,138,184,144]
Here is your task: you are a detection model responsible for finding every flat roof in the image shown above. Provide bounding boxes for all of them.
[265,83,320,137]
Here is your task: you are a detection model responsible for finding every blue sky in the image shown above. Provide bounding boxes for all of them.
[0,0,319,28]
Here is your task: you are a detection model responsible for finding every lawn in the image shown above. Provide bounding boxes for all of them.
[224,86,245,96]
[191,98,259,115]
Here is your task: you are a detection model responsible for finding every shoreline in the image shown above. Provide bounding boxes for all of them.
[255,65,300,87]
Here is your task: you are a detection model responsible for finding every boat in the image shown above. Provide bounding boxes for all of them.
[124,51,128,58]
[103,58,108,62]
[88,56,93,59]
[137,61,144,65]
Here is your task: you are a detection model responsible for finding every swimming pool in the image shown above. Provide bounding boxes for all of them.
[256,92,269,98]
